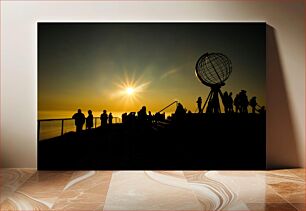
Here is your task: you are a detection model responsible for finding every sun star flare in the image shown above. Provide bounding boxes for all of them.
[112,72,151,107]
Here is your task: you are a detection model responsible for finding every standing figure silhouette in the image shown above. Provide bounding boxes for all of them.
[240,90,249,114]
[148,111,153,125]
[109,112,113,125]
[196,97,202,113]
[223,91,229,113]
[86,110,93,130]
[100,110,108,126]
[234,94,240,113]
[175,103,186,122]
[228,92,234,113]
[137,106,147,123]
[72,109,85,132]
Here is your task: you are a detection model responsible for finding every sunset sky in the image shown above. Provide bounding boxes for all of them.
[38,23,266,117]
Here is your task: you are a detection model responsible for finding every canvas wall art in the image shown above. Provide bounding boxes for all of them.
[38,23,266,170]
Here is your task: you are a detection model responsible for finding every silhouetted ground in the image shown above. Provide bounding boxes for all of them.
[38,113,266,170]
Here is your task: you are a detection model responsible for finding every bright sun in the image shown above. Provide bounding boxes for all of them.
[112,72,151,106]
[126,87,135,95]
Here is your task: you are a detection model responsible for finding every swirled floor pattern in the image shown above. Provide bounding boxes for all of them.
[0,169,304,210]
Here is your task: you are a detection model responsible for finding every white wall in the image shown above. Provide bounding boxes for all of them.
[1,1,304,168]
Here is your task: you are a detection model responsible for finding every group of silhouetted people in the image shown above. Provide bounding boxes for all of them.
[100,110,113,125]
[196,89,265,114]
[223,92,234,113]
[72,91,266,133]
[233,90,250,113]
[121,106,155,126]
[72,109,114,132]
[233,90,265,114]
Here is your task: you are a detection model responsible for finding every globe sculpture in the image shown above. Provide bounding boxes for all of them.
[195,53,232,113]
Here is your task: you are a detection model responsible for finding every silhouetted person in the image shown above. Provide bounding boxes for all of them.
[175,103,186,122]
[100,110,108,126]
[148,111,153,125]
[137,106,147,123]
[234,94,240,113]
[109,112,113,125]
[228,92,234,113]
[223,91,229,113]
[196,97,202,113]
[127,112,136,126]
[86,110,94,130]
[122,113,127,124]
[154,112,160,123]
[72,109,85,132]
[240,90,249,114]
[249,97,257,114]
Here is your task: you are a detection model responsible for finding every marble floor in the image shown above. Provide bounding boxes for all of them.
[0,169,304,210]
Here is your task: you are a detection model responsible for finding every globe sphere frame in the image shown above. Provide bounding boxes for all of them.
[195,53,232,87]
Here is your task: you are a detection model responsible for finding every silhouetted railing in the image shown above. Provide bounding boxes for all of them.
[38,117,121,141]
[157,100,178,113]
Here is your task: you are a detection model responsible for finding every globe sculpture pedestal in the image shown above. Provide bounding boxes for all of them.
[195,53,232,114]
[204,84,224,114]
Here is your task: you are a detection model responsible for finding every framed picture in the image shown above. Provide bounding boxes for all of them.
[38,22,266,170]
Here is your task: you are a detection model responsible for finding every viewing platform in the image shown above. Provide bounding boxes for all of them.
[38,117,122,141]
[38,113,266,170]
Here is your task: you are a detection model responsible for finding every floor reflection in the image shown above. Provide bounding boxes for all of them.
[0,169,304,210]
